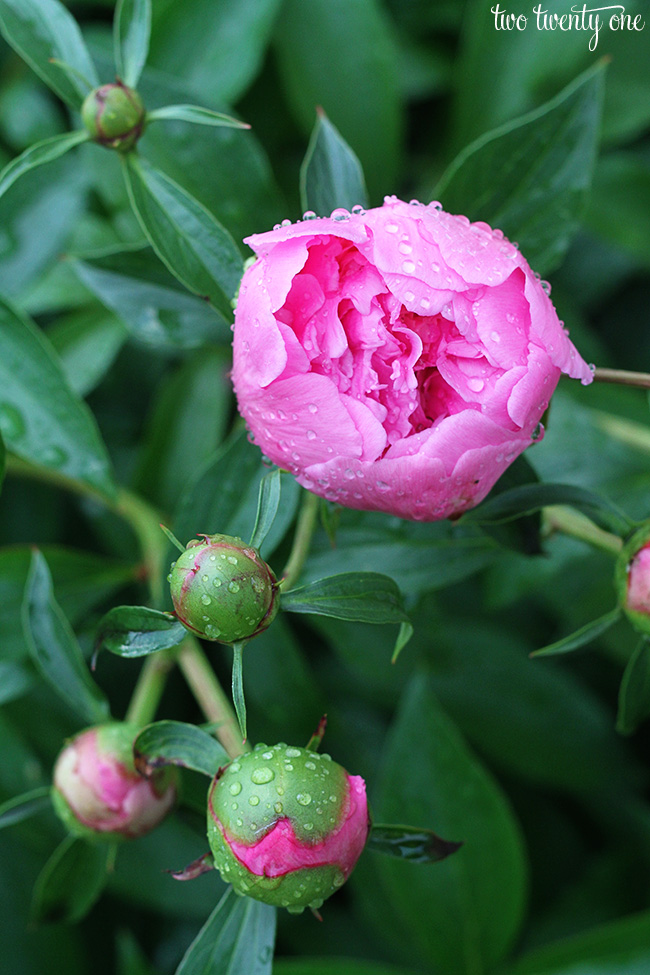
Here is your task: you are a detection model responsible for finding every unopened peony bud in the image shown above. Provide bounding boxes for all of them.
[169,534,279,643]
[207,743,370,913]
[618,526,650,636]
[81,81,145,152]
[52,723,176,840]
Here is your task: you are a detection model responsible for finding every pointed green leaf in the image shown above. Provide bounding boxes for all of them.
[463,481,632,536]
[0,130,88,201]
[96,605,186,658]
[369,824,462,865]
[436,61,607,274]
[114,0,151,89]
[505,908,650,975]
[617,639,650,736]
[122,154,243,316]
[31,835,110,924]
[0,0,99,108]
[369,675,527,974]
[146,104,250,130]
[22,550,110,724]
[0,786,51,830]
[300,110,368,216]
[282,572,412,658]
[249,469,281,551]
[532,607,622,658]
[0,297,116,498]
[175,887,276,975]
[134,721,228,778]
[70,246,229,351]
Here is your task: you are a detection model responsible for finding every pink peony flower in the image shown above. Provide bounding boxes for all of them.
[232,197,593,520]
[207,743,370,913]
[52,723,176,840]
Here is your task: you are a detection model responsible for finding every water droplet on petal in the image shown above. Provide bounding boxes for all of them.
[401,260,416,274]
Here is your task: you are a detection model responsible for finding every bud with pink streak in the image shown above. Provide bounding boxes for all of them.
[618,525,650,637]
[207,742,370,913]
[52,722,176,840]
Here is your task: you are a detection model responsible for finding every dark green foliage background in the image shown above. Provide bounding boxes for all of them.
[1,1,650,974]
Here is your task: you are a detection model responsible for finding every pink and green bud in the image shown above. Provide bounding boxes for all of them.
[207,742,370,913]
[169,534,279,643]
[618,524,650,637]
[81,81,145,152]
[52,723,176,841]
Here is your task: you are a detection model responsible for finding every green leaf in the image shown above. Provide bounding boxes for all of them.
[616,639,650,736]
[0,429,5,495]
[368,824,462,865]
[585,152,650,266]
[300,110,368,216]
[133,720,228,778]
[122,154,243,316]
[463,481,632,536]
[133,348,233,511]
[436,60,606,274]
[0,130,88,201]
[0,786,51,830]
[231,642,247,744]
[22,550,110,724]
[504,908,650,975]
[368,675,527,974]
[249,469,281,551]
[95,605,186,658]
[31,836,110,924]
[174,430,300,560]
[0,297,116,498]
[146,104,250,130]
[70,246,230,351]
[283,572,412,658]
[305,511,499,598]
[0,0,99,108]
[532,607,622,658]
[0,660,35,705]
[175,886,276,975]
[274,0,402,201]
[47,309,128,398]
[148,0,282,105]
[114,0,151,89]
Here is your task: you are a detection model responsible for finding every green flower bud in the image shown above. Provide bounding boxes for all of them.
[169,534,279,643]
[207,743,370,913]
[81,81,145,152]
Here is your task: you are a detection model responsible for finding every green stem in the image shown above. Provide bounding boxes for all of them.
[280,489,320,591]
[176,636,248,759]
[593,411,650,456]
[543,505,623,556]
[125,649,176,727]
[593,367,650,390]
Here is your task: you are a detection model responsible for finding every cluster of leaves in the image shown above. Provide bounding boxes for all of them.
[1,1,650,974]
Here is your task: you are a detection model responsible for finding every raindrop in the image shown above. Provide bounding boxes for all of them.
[285,747,301,758]
[296,793,312,806]
[305,761,316,770]
[229,781,242,796]
[274,802,283,814]
[201,574,209,582]
[490,331,501,343]
[308,403,318,414]
[248,795,260,806]
[302,210,317,220]
[213,578,222,587]
[303,822,314,831]
[330,207,350,221]
[401,260,416,274]
[385,223,399,234]
[201,594,212,605]
[227,556,238,565]
[404,291,415,303]
[228,581,240,594]
[398,241,413,255]
[251,767,274,784]
[306,430,316,440]
[467,378,485,393]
